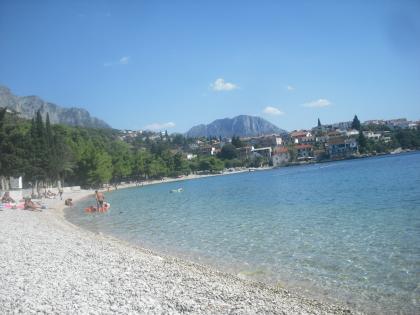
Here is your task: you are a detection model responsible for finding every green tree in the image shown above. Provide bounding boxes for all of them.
[47,127,75,182]
[133,150,151,178]
[0,108,7,177]
[27,111,48,182]
[231,136,244,148]
[395,129,420,149]
[198,156,224,172]
[358,130,367,153]
[172,152,189,175]
[146,157,168,178]
[218,143,237,159]
[0,108,28,181]
[249,156,264,168]
[86,150,113,186]
[172,134,185,146]
[45,113,52,148]
[352,115,361,130]
[110,141,132,182]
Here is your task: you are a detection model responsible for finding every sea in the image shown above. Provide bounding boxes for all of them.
[66,152,420,314]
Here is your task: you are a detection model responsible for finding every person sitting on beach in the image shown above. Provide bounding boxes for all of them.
[24,198,40,211]
[64,198,73,206]
[1,191,15,203]
[95,190,105,209]
[46,190,56,199]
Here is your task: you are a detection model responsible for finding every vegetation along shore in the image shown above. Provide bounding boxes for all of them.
[1,107,419,192]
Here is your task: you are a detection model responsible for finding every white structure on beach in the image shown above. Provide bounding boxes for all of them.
[9,177,23,189]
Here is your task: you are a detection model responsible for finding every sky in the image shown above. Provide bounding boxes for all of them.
[0,0,419,133]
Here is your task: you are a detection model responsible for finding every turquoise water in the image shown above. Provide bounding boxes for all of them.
[66,152,420,314]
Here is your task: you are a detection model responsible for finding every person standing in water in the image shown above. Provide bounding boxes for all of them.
[95,190,105,210]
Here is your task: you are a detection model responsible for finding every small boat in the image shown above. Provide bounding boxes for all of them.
[170,188,183,193]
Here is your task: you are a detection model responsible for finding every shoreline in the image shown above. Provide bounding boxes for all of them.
[0,186,359,314]
[105,166,272,192]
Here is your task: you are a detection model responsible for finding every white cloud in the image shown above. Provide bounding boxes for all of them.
[286,85,295,91]
[103,56,130,67]
[302,98,332,108]
[210,78,238,91]
[263,106,285,116]
[144,122,176,131]
[119,56,130,65]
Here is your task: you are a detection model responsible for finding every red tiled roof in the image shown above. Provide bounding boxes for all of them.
[290,131,308,138]
[328,137,347,145]
[295,144,313,149]
[273,147,288,154]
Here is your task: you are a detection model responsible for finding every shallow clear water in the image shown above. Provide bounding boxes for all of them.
[66,152,420,314]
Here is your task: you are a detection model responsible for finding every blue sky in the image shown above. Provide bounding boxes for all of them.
[0,0,419,132]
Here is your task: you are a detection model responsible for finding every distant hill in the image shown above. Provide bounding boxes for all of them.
[0,85,110,129]
[185,115,287,138]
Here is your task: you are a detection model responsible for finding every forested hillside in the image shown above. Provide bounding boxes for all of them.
[0,108,224,189]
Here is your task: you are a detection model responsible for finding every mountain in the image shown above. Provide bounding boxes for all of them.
[185,115,287,138]
[0,85,111,129]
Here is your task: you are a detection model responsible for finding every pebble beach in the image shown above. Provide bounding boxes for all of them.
[0,189,358,314]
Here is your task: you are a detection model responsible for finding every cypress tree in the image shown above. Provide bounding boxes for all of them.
[32,110,48,182]
[45,113,52,148]
[0,108,6,179]
[35,110,44,140]
[352,115,361,130]
[358,130,367,153]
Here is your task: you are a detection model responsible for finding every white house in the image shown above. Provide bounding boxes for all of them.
[363,131,381,140]
[346,129,359,137]
[186,154,197,160]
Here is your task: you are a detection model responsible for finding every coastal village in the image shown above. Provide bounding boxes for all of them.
[1,104,420,197]
[119,116,420,169]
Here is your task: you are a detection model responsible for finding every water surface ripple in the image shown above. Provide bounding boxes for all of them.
[66,152,420,314]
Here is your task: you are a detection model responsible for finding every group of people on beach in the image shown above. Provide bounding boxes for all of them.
[1,191,42,211]
[85,190,109,213]
[1,191,15,203]
[2,188,108,213]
